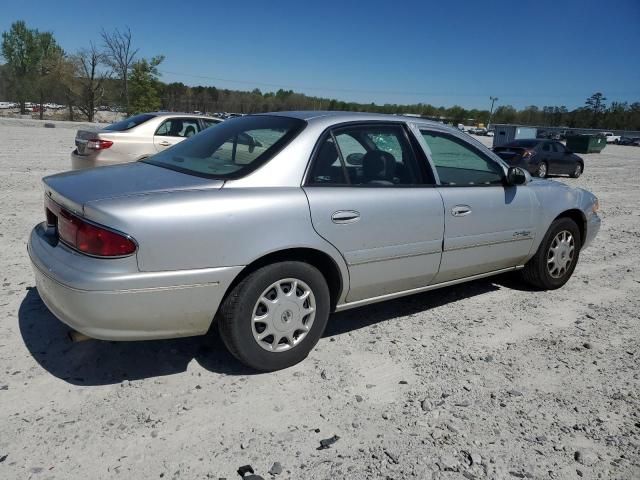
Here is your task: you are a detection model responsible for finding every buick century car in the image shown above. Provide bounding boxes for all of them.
[29,112,601,371]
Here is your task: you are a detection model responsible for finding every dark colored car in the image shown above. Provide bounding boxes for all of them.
[618,137,640,146]
[493,139,584,178]
[537,130,561,140]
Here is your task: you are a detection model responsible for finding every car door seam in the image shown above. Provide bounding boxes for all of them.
[301,187,352,299]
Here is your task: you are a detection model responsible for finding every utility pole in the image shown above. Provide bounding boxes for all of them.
[488,96,498,128]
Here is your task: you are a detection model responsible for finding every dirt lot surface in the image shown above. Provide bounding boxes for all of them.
[1,119,638,479]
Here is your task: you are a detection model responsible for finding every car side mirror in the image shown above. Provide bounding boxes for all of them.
[346,152,364,165]
[507,166,528,186]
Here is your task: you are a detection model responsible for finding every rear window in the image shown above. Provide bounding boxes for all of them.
[104,113,156,131]
[143,115,306,179]
[504,140,538,148]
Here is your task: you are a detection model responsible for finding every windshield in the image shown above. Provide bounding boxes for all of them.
[104,113,156,131]
[143,115,306,178]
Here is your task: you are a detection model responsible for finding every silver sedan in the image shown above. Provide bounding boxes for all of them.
[29,111,601,371]
[70,112,222,170]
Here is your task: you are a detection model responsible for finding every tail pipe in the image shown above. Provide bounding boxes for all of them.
[68,330,92,343]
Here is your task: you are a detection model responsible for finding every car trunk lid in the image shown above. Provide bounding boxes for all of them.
[43,161,224,214]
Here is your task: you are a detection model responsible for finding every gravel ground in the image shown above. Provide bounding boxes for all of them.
[0,120,638,480]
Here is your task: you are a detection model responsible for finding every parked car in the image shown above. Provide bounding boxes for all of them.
[537,130,561,140]
[601,132,621,144]
[493,139,584,178]
[29,112,600,371]
[70,112,223,170]
[617,136,640,146]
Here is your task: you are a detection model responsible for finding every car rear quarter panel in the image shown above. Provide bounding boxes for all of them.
[83,187,350,293]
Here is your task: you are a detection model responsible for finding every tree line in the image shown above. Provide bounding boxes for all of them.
[0,21,164,121]
[1,20,639,130]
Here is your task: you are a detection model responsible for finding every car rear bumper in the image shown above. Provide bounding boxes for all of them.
[70,149,141,170]
[28,223,243,340]
[71,150,107,170]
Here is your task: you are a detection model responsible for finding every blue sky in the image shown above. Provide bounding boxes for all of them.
[2,0,639,109]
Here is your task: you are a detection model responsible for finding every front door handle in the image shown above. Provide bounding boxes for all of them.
[331,210,360,224]
[451,205,472,217]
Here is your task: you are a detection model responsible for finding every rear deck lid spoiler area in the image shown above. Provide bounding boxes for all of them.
[43,161,224,214]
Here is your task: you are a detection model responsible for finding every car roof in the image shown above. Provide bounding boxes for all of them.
[148,112,221,120]
[261,110,449,128]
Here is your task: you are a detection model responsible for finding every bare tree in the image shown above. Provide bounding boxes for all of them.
[72,43,108,121]
[101,27,138,113]
[35,31,63,120]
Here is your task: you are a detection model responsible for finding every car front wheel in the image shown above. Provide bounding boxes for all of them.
[218,261,330,371]
[520,217,581,289]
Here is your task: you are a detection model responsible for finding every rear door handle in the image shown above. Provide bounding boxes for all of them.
[331,210,360,224]
[159,141,172,147]
[451,205,472,217]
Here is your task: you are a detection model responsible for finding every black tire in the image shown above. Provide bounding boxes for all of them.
[217,261,330,371]
[520,217,581,290]
[536,161,548,178]
[570,162,583,178]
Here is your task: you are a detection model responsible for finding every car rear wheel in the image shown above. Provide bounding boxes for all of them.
[536,161,548,178]
[570,162,583,178]
[520,217,581,290]
[217,261,330,371]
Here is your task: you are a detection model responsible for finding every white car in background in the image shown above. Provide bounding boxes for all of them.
[70,112,222,170]
[602,132,621,144]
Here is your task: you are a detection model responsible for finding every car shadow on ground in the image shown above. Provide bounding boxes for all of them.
[324,277,503,337]
[19,277,505,386]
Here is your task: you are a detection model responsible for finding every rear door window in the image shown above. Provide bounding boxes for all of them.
[308,124,425,186]
[307,136,344,184]
[335,133,366,167]
[155,118,201,138]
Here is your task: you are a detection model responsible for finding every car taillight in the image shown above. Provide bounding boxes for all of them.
[86,139,113,150]
[57,209,136,257]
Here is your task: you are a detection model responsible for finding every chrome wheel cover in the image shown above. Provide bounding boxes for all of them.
[547,230,575,278]
[252,278,316,352]
[538,163,547,178]
[574,164,582,176]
